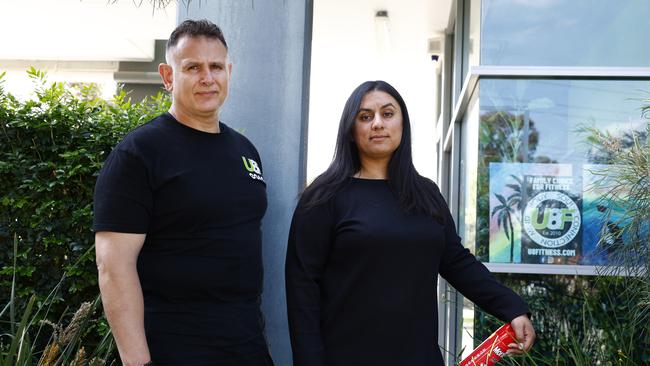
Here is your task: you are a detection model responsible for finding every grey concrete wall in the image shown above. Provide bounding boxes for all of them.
[179,2,312,365]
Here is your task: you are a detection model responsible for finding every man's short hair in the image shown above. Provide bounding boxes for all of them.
[167,19,228,52]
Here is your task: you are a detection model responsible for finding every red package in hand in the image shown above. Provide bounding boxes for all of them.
[459,323,517,366]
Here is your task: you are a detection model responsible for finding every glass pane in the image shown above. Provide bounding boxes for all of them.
[458,83,480,364]
[461,0,482,88]
[467,0,481,68]
[476,79,650,265]
[481,0,650,66]
[459,92,480,255]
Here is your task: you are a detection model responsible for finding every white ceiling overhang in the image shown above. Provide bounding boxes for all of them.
[0,0,176,61]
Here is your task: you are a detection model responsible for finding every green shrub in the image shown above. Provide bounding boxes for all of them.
[0,68,170,343]
[475,273,650,366]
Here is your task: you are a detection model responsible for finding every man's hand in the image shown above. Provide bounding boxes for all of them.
[507,314,535,355]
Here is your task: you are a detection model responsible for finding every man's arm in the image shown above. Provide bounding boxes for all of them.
[96,231,151,366]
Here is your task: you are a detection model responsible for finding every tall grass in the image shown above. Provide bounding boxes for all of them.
[0,236,116,365]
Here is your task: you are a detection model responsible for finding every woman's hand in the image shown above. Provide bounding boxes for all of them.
[507,314,535,355]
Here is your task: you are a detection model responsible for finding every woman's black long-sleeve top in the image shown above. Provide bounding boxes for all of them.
[285,178,530,366]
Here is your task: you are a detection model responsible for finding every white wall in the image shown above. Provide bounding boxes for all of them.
[307,0,451,182]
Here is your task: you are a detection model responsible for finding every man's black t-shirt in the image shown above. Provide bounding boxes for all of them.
[94,113,270,365]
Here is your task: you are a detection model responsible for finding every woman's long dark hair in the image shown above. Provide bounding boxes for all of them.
[302,80,445,222]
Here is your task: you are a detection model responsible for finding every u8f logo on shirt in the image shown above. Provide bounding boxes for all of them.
[242,156,264,181]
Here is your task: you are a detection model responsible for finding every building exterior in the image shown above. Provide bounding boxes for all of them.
[436,1,650,364]
[2,0,648,364]
[178,0,650,364]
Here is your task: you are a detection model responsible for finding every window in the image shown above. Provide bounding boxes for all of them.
[475,78,649,265]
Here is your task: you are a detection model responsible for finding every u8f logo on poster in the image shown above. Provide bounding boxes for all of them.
[522,191,581,248]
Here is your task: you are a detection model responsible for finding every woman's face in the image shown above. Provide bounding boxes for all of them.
[353,90,403,164]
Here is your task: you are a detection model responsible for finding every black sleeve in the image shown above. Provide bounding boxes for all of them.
[93,147,152,234]
[253,146,263,174]
[245,136,264,174]
[437,195,530,322]
[285,200,333,366]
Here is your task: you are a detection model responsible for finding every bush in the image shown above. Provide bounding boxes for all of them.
[475,273,650,365]
[0,68,170,352]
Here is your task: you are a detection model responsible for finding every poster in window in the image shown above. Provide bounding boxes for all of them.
[581,164,629,265]
[488,163,582,264]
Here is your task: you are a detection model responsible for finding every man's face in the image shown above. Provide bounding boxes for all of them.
[160,36,231,121]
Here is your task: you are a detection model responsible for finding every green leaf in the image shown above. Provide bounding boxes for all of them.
[4,296,35,366]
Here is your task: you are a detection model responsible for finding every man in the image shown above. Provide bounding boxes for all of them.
[94,19,272,366]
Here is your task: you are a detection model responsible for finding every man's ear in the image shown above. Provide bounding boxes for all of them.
[158,63,173,91]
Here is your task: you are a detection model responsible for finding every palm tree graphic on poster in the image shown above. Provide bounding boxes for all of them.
[491,175,525,263]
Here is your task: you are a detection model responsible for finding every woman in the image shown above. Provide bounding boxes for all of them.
[285,80,535,366]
